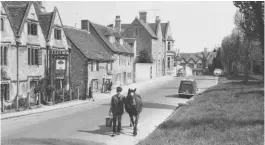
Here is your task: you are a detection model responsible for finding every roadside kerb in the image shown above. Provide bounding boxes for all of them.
[1,76,173,120]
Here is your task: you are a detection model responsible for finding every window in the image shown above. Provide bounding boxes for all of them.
[167,42,171,50]
[197,63,202,68]
[1,46,8,65]
[189,63,194,68]
[91,62,94,71]
[96,62,99,71]
[1,84,9,101]
[28,47,42,65]
[54,29,61,40]
[134,27,138,37]
[28,23,38,35]
[0,18,3,31]
[167,57,170,68]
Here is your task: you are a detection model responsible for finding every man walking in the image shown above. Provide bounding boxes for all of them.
[109,86,125,136]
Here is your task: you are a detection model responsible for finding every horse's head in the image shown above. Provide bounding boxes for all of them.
[127,88,137,106]
[127,88,136,98]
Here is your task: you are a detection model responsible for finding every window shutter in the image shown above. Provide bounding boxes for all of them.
[35,49,38,65]
[111,62,113,70]
[58,29,61,39]
[38,49,42,65]
[31,49,35,65]
[91,62,93,71]
[6,84,9,100]
[4,46,7,65]
[1,46,3,65]
[34,24,37,35]
[28,48,31,65]
[28,23,30,34]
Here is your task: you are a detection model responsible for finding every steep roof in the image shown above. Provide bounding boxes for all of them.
[64,26,114,61]
[149,23,158,35]
[161,23,168,38]
[121,24,130,32]
[2,2,28,36]
[38,12,53,39]
[90,21,133,55]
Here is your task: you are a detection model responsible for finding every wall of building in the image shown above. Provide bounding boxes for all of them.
[70,45,88,98]
[122,20,152,59]
[135,63,154,82]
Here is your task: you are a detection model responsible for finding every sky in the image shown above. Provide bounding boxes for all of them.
[45,1,237,53]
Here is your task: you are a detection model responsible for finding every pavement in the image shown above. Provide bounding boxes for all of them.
[1,76,173,120]
[1,75,218,145]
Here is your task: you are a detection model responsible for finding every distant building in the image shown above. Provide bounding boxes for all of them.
[88,20,135,89]
[64,25,113,97]
[177,48,215,75]
[121,11,168,78]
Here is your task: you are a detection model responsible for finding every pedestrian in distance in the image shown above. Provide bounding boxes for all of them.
[109,81,113,93]
[88,83,94,101]
[109,86,125,137]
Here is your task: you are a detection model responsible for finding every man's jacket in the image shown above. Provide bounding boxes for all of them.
[110,94,125,115]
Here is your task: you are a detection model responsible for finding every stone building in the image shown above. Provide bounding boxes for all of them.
[87,20,134,88]
[1,2,47,105]
[121,11,174,79]
[64,25,113,97]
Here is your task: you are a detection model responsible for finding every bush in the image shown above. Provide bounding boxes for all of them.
[18,97,28,109]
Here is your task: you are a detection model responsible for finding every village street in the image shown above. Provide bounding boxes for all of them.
[2,76,218,145]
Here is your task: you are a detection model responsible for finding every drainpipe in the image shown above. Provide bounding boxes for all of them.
[15,37,21,111]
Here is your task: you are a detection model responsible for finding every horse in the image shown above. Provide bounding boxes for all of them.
[124,88,143,136]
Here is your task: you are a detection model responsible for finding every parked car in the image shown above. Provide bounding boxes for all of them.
[213,68,223,76]
[178,79,198,98]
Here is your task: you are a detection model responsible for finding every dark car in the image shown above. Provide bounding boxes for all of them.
[178,79,198,98]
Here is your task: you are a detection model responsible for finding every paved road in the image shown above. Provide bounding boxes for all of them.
[1,76,217,145]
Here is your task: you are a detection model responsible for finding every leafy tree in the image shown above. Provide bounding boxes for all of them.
[234,1,264,53]
[195,48,213,74]
[137,49,153,63]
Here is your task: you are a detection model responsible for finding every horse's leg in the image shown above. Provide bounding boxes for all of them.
[129,113,135,128]
[133,114,139,136]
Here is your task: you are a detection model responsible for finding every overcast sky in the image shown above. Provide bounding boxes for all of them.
[45,1,237,53]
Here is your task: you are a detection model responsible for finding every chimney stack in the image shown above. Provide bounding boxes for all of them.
[81,20,89,32]
[139,11,147,23]
[115,16,121,31]
[155,16,161,24]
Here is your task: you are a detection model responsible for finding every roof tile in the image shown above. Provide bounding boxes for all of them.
[64,26,113,61]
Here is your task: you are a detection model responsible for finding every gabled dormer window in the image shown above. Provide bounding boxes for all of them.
[54,28,61,40]
[28,23,37,35]
[1,18,4,31]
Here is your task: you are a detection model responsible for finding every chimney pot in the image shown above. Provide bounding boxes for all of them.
[155,16,161,24]
[115,15,121,32]
[139,11,147,23]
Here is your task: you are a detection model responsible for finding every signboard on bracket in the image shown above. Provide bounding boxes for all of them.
[56,59,66,70]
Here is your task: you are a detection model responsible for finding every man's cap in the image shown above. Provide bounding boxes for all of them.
[116,86,122,92]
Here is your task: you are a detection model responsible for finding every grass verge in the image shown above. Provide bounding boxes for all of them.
[138,79,264,145]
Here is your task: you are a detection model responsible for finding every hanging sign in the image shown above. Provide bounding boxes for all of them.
[56,59,66,70]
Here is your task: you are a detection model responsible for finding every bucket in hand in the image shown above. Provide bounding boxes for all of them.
[106,116,113,127]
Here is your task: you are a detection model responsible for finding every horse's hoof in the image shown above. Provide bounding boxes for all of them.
[133,132,137,136]
[130,124,132,127]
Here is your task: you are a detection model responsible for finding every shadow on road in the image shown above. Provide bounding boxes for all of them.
[165,94,192,99]
[100,102,178,110]
[77,125,134,137]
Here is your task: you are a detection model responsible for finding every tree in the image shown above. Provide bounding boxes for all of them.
[212,47,223,72]
[233,10,260,84]
[137,49,153,63]
[234,1,264,53]
[195,48,212,74]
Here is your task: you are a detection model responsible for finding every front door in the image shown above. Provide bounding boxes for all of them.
[30,81,38,104]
